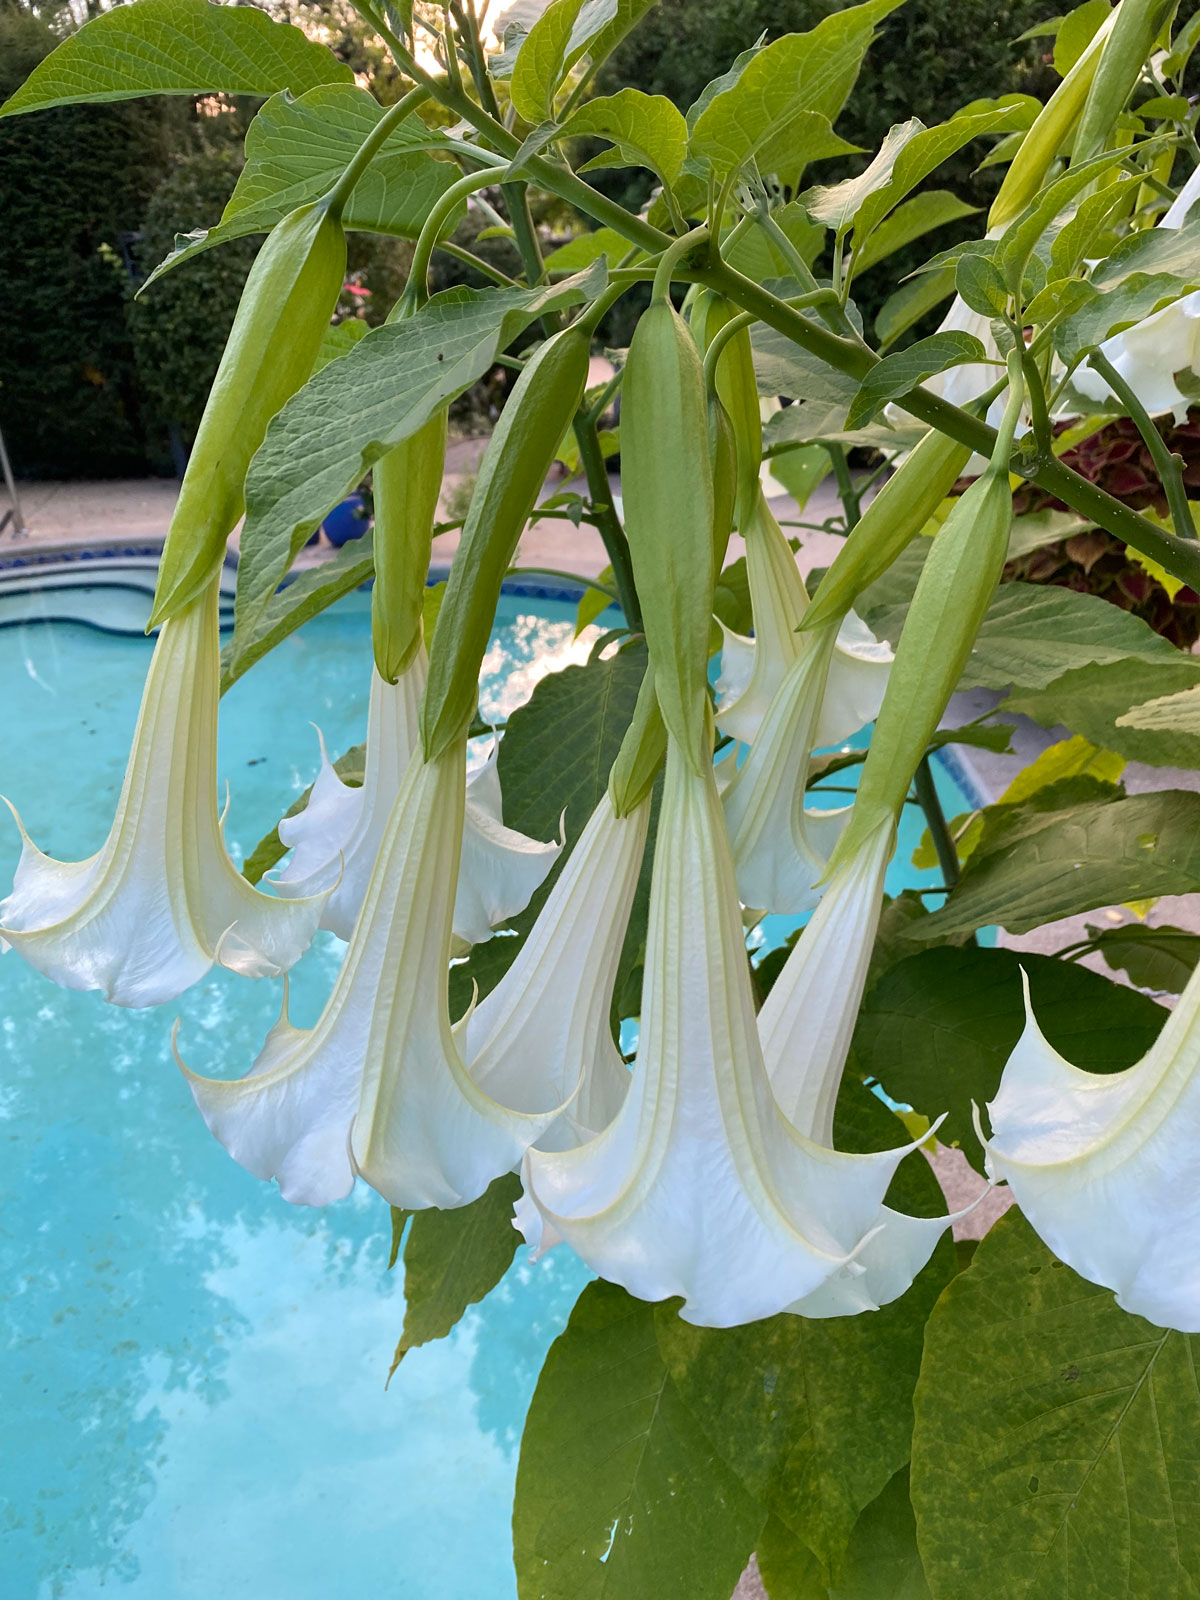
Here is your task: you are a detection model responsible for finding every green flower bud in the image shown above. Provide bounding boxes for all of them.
[372,409,448,683]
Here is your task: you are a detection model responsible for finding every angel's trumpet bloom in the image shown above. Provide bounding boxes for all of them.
[1072,165,1200,423]
[0,579,325,1007]
[981,962,1200,1331]
[467,787,649,1153]
[716,493,891,750]
[519,739,932,1328]
[756,816,957,1316]
[720,621,849,915]
[272,648,561,944]
[180,738,568,1209]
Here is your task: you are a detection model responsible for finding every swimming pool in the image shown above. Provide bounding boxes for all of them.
[0,583,974,1599]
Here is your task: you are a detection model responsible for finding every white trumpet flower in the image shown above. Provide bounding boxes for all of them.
[716,494,892,749]
[0,579,326,1008]
[1071,165,1200,423]
[467,788,649,1153]
[720,622,850,915]
[756,816,959,1316]
[180,739,567,1210]
[519,739,932,1329]
[980,964,1200,1331]
[272,647,561,945]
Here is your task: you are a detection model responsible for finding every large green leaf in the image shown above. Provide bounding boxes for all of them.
[851,191,980,277]
[388,1173,523,1372]
[853,947,1166,1173]
[0,0,349,117]
[687,0,902,180]
[564,88,688,188]
[511,0,588,123]
[875,268,956,349]
[1056,270,1196,364]
[563,0,662,75]
[512,1279,764,1600]
[912,788,1200,942]
[1006,657,1200,768]
[1085,922,1200,992]
[236,265,605,634]
[655,1085,955,1584]
[759,1468,932,1600]
[911,1210,1200,1600]
[448,641,655,1020]
[143,86,461,286]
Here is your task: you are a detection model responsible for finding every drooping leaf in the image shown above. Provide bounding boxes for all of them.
[0,0,350,116]
[565,88,688,188]
[854,947,1166,1172]
[389,1174,524,1372]
[807,118,925,233]
[236,265,606,633]
[511,0,588,123]
[911,1209,1200,1600]
[512,1279,765,1600]
[911,788,1200,942]
[845,332,989,429]
[1006,657,1200,769]
[655,1085,955,1584]
[1085,922,1200,993]
[223,534,375,689]
[687,0,903,181]
[448,641,655,1020]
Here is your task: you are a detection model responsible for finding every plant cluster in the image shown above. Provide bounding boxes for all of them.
[9,1,1200,1595]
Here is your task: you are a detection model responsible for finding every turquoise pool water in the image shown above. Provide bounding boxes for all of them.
[0,585,973,1599]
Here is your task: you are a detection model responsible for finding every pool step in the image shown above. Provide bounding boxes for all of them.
[0,551,237,636]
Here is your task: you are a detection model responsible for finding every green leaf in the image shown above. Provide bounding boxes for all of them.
[1093,211,1200,290]
[1118,682,1200,734]
[725,200,825,282]
[851,191,980,277]
[222,534,375,689]
[875,268,956,349]
[752,325,862,409]
[996,146,1145,298]
[850,106,1033,258]
[140,86,461,288]
[769,443,834,507]
[807,117,926,233]
[845,332,988,429]
[575,563,616,635]
[687,0,903,181]
[832,1469,930,1600]
[1084,922,1200,993]
[1006,657,1200,768]
[655,1084,955,1584]
[240,740,365,885]
[448,641,655,1020]
[911,1209,1200,1600]
[854,947,1165,1173]
[1056,271,1194,365]
[912,787,1200,942]
[313,316,370,373]
[1050,174,1138,281]
[543,225,630,273]
[0,0,350,116]
[236,265,605,633]
[511,0,588,124]
[685,41,766,133]
[564,88,688,188]
[512,1279,764,1600]
[563,0,662,76]
[1053,0,1111,74]
[954,251,1009,317]
[389,1173,523,1372]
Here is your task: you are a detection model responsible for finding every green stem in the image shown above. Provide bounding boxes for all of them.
[701,310,756,391]
[1088,347,1198,541]
[400,167,498,313]
[824,443,861,530]
[653,225,710,301]
[436,240,519,286]
[508,565,622,602]
[914,756,963,891]
[573,415,642,631]
[324,84,432,219]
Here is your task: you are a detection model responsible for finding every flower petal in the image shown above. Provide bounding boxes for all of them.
[983,967,1200,1330]
[467,789,648,1151]
[521,741,925,1328]
[185,741,566,1211]
[0,579,325,1007]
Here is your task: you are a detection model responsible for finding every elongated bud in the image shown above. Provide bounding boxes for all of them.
[709,391,738,577]
[802,428,971,633]
[832,359,1024,864]
[988,6,1118,231]
[372,409,447,682]
[421,325,590,761]
[622,297,715,772]
[691,291,762,529]
[608,660,667,816]
[1074,0,1176,166]
[152,201,347,625]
